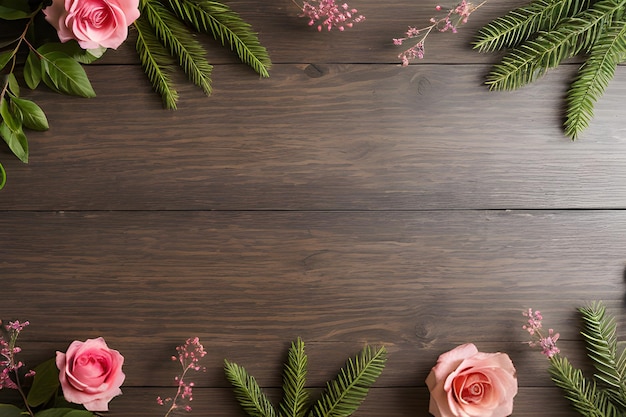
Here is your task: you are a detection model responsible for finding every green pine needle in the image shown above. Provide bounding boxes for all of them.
[225,340,385,417]
[474,0,592,52]
[224,359,278,417]
[549,355,621,417]
[309,345,387,417]
[134,16,179,109]
[578,301,626,407]
[140,0,213,96]
[477,0,626,138]
[565,21,626,139]
[279,338,309,417]
[164,0,271,77]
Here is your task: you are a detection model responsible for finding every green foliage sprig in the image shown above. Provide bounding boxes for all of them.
[475,0,626,139]
[135,0,271,110]
[528,302,626,416]
[0,1,99,190]
[224,338,387,417]
[0,321,96,417]
[0,0,271,190]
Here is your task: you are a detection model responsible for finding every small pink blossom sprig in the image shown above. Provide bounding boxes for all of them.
[523,308,561,358]
[0,320,36,416]
[295,0,365,32]
[393,0,486,65]
[157,337,207,416]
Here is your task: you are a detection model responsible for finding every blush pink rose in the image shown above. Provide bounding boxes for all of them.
[426,343,517,417]
[56,337,125,411]
[43,0,140,50]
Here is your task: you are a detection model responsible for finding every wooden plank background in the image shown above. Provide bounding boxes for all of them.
[2,0,626,415]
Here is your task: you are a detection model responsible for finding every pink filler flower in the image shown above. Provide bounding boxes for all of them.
[523,308,560,358]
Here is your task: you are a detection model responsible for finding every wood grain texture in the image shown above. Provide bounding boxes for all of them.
[1,210,624,417]
[1,64,625,209]
[2,0,625,416]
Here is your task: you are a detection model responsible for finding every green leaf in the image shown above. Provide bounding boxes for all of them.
[0,121,28,163]
[0,0,31,20]
[7,72,19,97]
[34,408,94,417]
[0,405,20,417]
[224,359,277,417]
[24,50,42,90]
[27,358,60,407]
[0,404,23,417]
[0,50,14,71]
[310,345,387,417]
[37,42,105,64]
[0,162,6,190]
[279,338,309,417]
[0,96,20,132]
[40,51,96,98]
[11,97,49,131]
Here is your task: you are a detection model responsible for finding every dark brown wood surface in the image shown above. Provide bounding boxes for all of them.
[2,0,625,415]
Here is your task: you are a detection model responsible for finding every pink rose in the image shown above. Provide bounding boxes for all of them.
[43,0,140,50]
[56,337,125,411]
[426,343,517,417]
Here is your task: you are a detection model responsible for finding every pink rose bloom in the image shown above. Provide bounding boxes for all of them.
[56,337,125,411]
[43,0,140,50]
[426,343,517,417]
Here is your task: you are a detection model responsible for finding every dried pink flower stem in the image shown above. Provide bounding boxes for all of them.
[0,320,36,417]
[293,0,365,32]
[157,337,207,416]
[523,308,561,358]
[393,0,486,65]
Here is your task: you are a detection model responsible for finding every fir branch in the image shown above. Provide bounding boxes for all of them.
[578,301,626,407]
[565,20,626,139]
[474,0,592,52]
[309,345,387,417]
[224,359,277,417]
[486,0,626,91]
[140,0,213,96]
[134,16,180,110]
[279,338,309,417]
[163,0,271,77]
[548,355,622,417]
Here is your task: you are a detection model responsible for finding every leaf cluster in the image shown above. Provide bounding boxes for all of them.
[224,338,387,417]
[546,302,626,416]
[474,0,626,139]
[0,0,99,190]
[0,358,96,417]
[134,0,272,110]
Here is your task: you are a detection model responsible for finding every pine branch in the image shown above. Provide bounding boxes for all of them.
[549,355,622,417]
[224,359,278,417]
[309,345,387,417]
[140,0,213,96]
[565,20,626,139]
[279,338,309,417]
[474,0,592,52]
[134,16,179,110]
[578,301,626,406]
[486,0,625,91]
[164,0,271,77]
